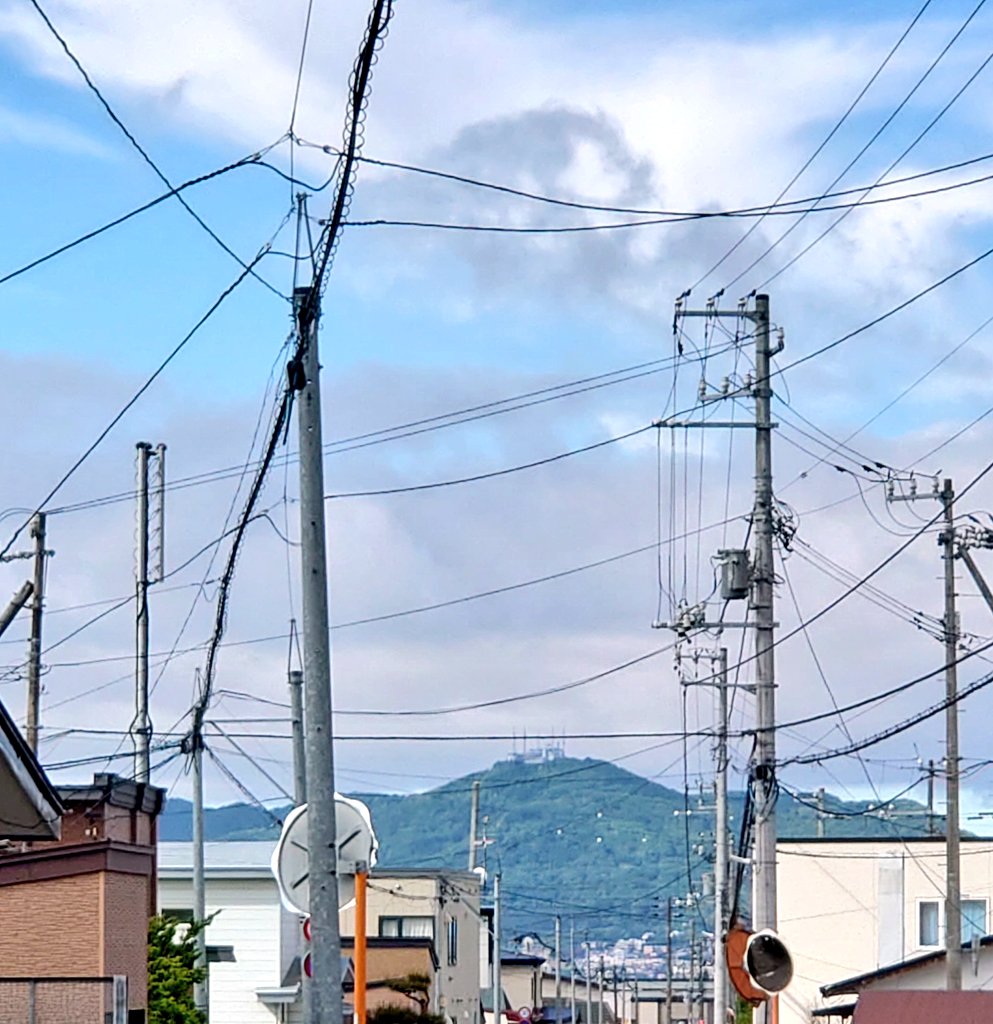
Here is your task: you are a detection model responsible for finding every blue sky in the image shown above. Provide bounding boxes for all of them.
[2,0,993,833]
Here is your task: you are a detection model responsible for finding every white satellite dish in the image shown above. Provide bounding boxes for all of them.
[272,795,378,916]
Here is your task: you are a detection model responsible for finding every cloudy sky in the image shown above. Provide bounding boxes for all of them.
[2,0,993,831]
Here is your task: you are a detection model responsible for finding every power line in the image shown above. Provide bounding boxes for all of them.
[26,0,289,301]
[340,168,993,234]
[694,0,934,287]
[300,137,993,219]
[323,423,655,499]
[0,151,278,291]
[759,29,993,289]
[0,244,274,561]
[38,347,718,519]
[726,0,987,289]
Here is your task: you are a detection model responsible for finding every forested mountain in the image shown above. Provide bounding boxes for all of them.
[160,755,941,941]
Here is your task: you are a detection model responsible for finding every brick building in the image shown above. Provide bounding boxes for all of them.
[0,772,164,1023]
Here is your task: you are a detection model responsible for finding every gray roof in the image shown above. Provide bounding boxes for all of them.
[820,935,993,996]
[158,842,480,888]
[159,841,277,878]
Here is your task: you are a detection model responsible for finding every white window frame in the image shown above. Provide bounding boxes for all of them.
[916,896,988,948]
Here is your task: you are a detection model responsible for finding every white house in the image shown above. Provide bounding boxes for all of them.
[159,842,481,1024]
[776,836,993,1024]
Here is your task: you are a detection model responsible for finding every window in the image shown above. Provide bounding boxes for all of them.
[379,916,434,939]
[446,917,458,966]
[919,901,939,947]
[963,899,987,942]
[918,898,988,947]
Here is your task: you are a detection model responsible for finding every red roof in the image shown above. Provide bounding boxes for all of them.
[853,990,993,1023]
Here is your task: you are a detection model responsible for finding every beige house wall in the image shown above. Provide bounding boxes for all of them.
[340,871,482,1024]
[777,838,993,1024]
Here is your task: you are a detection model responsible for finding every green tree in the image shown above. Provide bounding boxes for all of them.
[148,914,210,1024]
[383,972,433,1015]
[369,1006,446,1024]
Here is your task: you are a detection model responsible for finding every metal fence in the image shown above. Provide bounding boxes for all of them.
[0,976,127,1024]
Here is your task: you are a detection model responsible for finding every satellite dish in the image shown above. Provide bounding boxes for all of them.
[272,795,378,916]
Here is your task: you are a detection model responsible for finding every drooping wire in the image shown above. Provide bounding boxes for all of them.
[25,0,290,301]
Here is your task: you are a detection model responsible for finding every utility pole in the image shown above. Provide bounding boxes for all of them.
[570,919,576,1024]
[294,285,344,1024]
[469,779,481,870]
[888,477,964,988]
[713,649,729,1024]
[134,443,151,782]
[941,479,962,990]
[0,581,32,640]
[750,295,779,963]
[493,873,503,1024]
[666,296,781,1024]
[585,938,592,1024]
[555,915,562,1016]
[612,966,618,1024]
[815,788,826,840]
[927,760,936,836]
[289,666,306,805]
[133,442,165,781]
[665,900,673,1024]
[688,920,697,1024]
[25,513,47,754]
[191,728,207,1016]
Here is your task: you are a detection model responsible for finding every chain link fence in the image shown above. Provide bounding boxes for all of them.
[0,976,127,1024]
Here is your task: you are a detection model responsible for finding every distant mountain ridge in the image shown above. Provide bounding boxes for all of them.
[159,755,940,941]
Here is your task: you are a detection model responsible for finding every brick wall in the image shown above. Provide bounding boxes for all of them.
[103,871,150,1008]
[0,872,101,975]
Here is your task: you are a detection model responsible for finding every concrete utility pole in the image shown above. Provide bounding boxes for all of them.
[665,899,673,1024]
[469,779,481,870]
[750,295,779,963]
[134,443,152,782]
[570,919,576,1024]
[294,285,344,1024]
[713,649,729,1024]
[688,920,697,1024]
[25,513,46,753]
[555,915,562,1015]
[134,440,165,780]
[0,581,32,641]
[289,667,307,805]
[585,939,592,1024]
[927,760,936,836]
[191,728,207,1016]
[941,479,962,990]
[667,296,781,1024]
[493,873,503,1024]
[886,475,974,989]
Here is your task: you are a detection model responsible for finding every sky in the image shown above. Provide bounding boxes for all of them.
[2,0,993,838]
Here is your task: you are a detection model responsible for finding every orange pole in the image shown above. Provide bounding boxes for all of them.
[356,870,368,1024]
[771,995,779,1024]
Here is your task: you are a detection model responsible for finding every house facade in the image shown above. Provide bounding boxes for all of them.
[777,836,993,1024]
[159,842,481,1024]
